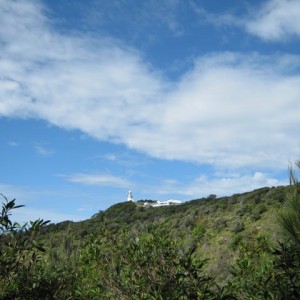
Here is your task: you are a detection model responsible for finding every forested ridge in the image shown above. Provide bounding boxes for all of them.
[1,179,300,299]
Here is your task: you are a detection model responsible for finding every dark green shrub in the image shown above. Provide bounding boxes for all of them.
[232,222,245,234]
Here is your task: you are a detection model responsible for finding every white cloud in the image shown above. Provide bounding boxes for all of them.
[105,154,118,161]
[191,0,300,42]
[245,0,300,41]
[0,0,300,175]
[63,173,131,188]
[189,2,241,28]
[155,172,288,198]
[34,145,55,156]
[126,53,300,169]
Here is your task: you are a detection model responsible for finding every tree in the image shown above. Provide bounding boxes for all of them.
[0,194,50,299]
[279,160,300,247]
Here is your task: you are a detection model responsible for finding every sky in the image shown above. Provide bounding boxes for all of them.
[1,0,300,223]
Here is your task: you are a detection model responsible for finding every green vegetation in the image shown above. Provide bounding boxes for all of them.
[2,165,300,299]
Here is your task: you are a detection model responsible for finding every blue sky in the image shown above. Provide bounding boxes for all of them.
[1,0,300,223]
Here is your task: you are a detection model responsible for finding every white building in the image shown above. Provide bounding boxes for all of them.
[144,199,181,207]
[127,190,134,202]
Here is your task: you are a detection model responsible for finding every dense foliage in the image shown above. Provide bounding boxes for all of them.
[2,169,300,299]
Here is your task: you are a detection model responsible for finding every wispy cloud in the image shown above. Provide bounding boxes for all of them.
[34,145,55,157]
[63,173,131,188]
[245,0,300,41]
[0,183,39,205]
[192,0,300,42]
[12,206,84,224]
[99,152,150,168]
[8,141,19,147]
[189,2,241,28]
[0,182,104,223]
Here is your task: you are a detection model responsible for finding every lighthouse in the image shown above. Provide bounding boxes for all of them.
[127,190,133,202]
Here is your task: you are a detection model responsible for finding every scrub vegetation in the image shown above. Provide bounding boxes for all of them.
[1,163,300,299]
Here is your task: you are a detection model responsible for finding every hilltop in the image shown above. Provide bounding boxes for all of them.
[39,185,288,284]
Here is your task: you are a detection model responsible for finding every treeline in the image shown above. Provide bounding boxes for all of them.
[1,166,300,298]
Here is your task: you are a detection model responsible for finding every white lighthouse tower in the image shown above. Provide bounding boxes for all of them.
[127,190,134,202]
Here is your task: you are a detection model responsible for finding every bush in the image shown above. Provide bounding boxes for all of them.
[77,225,230,299]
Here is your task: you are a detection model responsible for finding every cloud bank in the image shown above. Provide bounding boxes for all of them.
[1,0,299,175]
